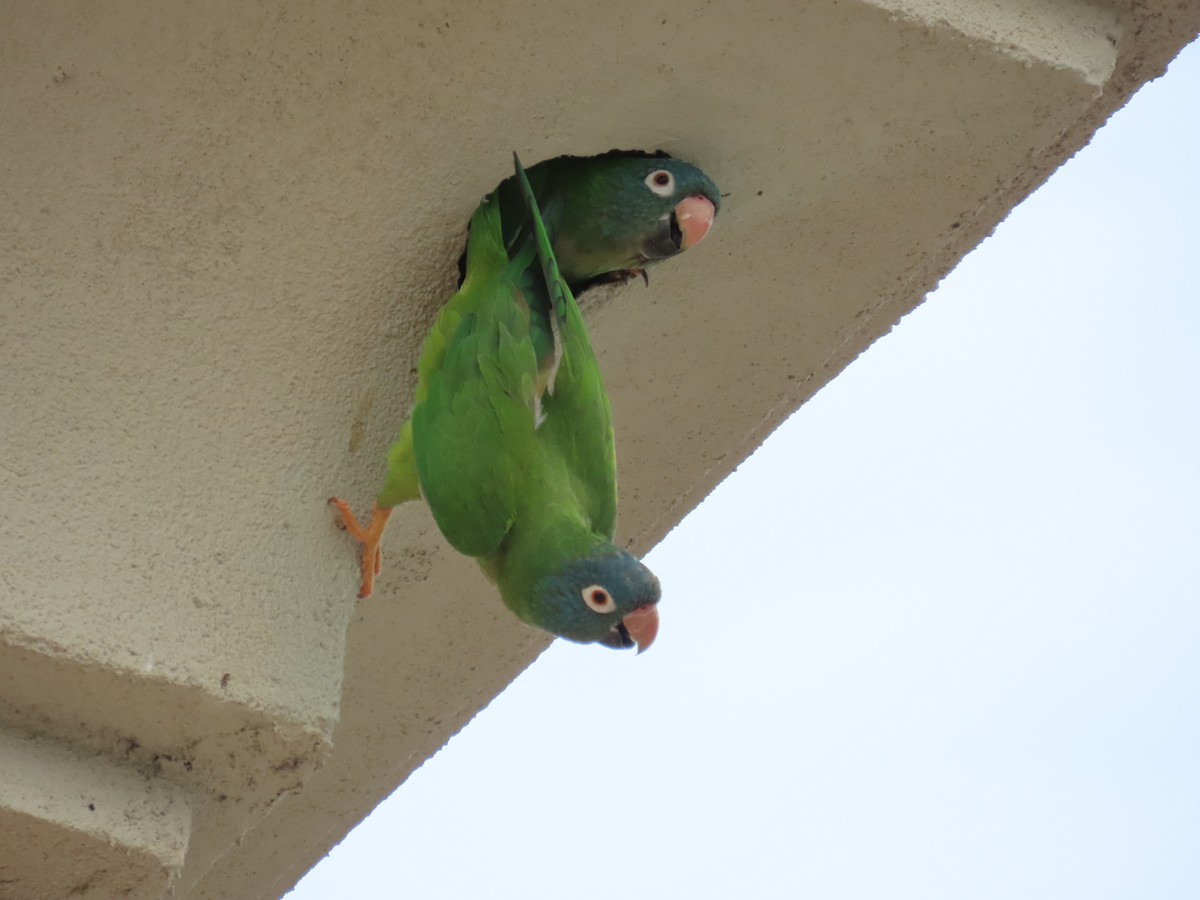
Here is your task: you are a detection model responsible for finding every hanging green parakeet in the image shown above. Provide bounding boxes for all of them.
[329,151,719,650]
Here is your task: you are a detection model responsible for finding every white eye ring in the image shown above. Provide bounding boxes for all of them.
[644,169,675,197]
[581,584,616,614]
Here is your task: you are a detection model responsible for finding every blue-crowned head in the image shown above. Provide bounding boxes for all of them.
[528,546,661,652]
[554,151,720,288]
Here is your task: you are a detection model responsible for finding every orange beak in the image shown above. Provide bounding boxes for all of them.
[674,195,716,251]
[622,604,660,654]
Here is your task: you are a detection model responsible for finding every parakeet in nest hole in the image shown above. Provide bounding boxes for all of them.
[330,151,719,650]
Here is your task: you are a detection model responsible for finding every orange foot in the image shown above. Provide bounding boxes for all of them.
[327,499,393,599]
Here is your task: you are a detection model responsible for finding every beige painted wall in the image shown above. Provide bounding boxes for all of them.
[2,0,1196,896]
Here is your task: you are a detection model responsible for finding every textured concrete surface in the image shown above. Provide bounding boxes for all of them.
[1,0,1196,896]
[0,726,190,898]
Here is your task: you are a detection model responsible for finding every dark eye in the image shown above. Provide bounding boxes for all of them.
[644,170,675,197]
[581,584,616,614]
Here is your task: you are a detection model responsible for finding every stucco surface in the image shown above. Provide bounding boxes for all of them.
[0,726,189,897]
[1,0,1196,896]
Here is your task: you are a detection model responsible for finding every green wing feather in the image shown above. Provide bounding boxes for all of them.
[408,195,541,558]
[512,154,619,541]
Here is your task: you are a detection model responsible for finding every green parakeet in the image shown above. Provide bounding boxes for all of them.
[330,151,719,650]
[486,149,720,292]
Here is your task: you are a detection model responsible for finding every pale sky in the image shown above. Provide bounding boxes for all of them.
[291,39,1199,900]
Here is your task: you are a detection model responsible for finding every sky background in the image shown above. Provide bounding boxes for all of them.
[291,39,1199,900]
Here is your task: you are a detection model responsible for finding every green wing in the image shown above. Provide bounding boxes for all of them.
[411,157,619,560]
[512,154,619,542]
[410,195,541,559]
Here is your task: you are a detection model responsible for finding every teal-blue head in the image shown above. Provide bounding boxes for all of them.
[520,546,661,651]
[489,150,720,293]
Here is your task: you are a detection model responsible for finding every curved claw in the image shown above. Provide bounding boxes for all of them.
[587,268,648,288]
[327,498,392,599]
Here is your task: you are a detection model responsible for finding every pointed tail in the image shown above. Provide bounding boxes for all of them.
[512,152,571,324]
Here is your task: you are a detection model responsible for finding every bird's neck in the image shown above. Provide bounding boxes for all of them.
[487,509,610,621]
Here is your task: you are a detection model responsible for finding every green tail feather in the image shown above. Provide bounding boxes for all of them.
[512,153,570,323]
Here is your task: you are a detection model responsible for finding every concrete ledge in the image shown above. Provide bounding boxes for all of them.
[0,726,191,899]
[875,0,1120,85]
[2,0,1196,897]
[0,639,330,810]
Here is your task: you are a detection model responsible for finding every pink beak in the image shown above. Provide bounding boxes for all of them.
[674,195,716,251]
[622,604,660,654]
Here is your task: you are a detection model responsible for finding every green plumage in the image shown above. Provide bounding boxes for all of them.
[336,151,720,648]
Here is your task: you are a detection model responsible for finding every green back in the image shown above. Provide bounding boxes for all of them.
[409,158,617,562]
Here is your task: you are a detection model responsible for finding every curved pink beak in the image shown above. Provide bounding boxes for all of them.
[674,195,716,251]
[622,604,660,654]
